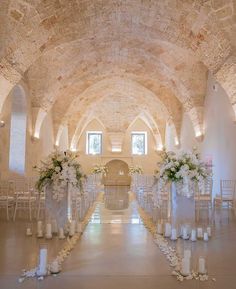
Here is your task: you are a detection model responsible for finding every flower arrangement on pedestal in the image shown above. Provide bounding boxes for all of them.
[157,148,211,195]
[91,164,108,175]
[34,150,85,201]
[129,165,143,175]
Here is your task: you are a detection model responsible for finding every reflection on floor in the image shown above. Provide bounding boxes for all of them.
[91,186,142,224]
[0,187,236,288]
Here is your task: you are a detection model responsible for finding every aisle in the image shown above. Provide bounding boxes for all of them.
[44,191,187,289]
[2,190,236,288]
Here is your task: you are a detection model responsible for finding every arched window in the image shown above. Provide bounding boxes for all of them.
[9,85,27,174]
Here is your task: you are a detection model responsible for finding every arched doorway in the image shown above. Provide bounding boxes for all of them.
[103,159,130,186]
[103,159,131,210]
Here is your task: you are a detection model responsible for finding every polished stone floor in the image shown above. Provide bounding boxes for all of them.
[0,190,236,289]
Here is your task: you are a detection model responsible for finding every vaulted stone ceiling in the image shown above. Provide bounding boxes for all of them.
[0,0,235,147]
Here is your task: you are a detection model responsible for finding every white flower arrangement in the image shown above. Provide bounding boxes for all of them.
[34,150,85,201]
[91,164,108,175]
[129,165,143,175]
[157,148,211,187]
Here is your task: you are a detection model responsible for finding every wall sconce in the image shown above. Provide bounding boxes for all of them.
[70,148,77,152]
[31,135,40,142]
[157,144,163,151]
[195,133,204,142]
[195,130,204,142]
[0,120,5,128]
[33,132,40,139]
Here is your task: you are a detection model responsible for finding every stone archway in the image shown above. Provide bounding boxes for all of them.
[103,159,131,186]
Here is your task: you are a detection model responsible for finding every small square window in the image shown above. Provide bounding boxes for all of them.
[87,131,102,155]
[131,132,147,155]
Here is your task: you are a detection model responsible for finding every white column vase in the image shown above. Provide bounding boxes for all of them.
[45,183,71,228]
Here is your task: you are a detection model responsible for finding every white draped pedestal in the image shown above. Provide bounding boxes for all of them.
[45,184,72,228]
[171,182,195,225]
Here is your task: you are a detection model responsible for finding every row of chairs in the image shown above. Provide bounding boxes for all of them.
[132,175,236,223]
[0,175,102,221]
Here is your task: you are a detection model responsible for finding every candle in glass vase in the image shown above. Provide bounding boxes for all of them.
[37,247,48,276]
[69,220,76,237]
[181,257,191,276]
[37,221,43,238]
[157,222,163,235]
[171,228,177,240]
[207,226,212,237]
[58,227,65,239]
[45,223,52,239]
[37,221,43,233]
[190,229,197,241]
[182,227,189,240]
[198,257,206,274]
[203,232,209,241]
[26,225,32,236]
[197,227,203,239]
[164,223,171,238]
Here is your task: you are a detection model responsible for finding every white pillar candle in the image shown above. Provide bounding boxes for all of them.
[50,260,60,273]
[76,222,83,233]
[37,221,43,233]
[157,223,163,234]
[190,229,197,241]
[182,227,189,240]
[184,249,191,259]
[37,248,47,276]
[58,228,65,239]
[46,223,52,239]
[164,223,171,238]
[197,227,203,239]
[203,232,209,241]
[26,228,32,236]
[171,228,177,240]
[181,257,191,276]
[198,257,206,274]
[69,220,76,236]
[207,226,212,237]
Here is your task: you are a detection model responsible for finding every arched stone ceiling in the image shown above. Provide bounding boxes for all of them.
[26,39,205,136]
[65,77,172,146]
[0,0,235,137]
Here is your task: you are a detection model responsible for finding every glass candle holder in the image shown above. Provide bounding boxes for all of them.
[37,220,44,238]
[26,223,33,236]
[45,222,52,239]
[58,227,65,239]
[198,255,208,275]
